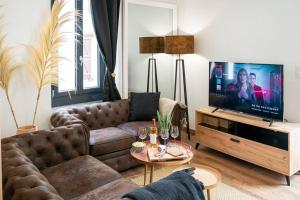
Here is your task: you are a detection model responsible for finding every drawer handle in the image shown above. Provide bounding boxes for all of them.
[230,138,240,143]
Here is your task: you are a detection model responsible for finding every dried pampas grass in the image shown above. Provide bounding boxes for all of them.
[26,0,77,125]
[0,16,19,128]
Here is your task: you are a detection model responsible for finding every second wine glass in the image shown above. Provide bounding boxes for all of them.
[138,127,148,143]
[160,129,169,146]
[170,126,179,144]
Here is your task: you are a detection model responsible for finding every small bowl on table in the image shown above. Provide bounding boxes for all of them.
[132,141,146,153]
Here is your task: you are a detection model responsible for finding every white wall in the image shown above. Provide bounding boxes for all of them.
[0,0,51,138]
[177,0,300,129]
[152,0,177,4]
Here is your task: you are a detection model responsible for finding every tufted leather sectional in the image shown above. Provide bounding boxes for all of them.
[1,124,138,200]
[2,99,186,200]
[51,99,139,171]
[50,99,187,172]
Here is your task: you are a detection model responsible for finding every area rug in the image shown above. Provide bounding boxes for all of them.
[128,166,256,200]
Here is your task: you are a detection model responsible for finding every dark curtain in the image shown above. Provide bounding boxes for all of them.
[91,0,121,101]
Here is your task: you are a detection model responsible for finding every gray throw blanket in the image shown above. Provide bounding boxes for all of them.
[123,169,205,200]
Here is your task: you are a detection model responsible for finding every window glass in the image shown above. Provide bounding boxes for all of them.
[58,0,76,92]
[52,0,104,107]
[83,0,99,89]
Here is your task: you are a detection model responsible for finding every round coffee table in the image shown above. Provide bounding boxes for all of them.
[174,164,221,200]
[130,141,194,185]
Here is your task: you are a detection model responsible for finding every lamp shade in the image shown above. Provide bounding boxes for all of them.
[164,35,194,54]
[139,37,164,54]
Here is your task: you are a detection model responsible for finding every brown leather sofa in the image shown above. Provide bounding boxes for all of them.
[2,124,138,200]
[50,99,186,172]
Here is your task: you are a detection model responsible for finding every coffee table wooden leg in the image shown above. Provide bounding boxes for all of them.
[150,165,154,183]
[144,164,148,186]
[207,189,211,200]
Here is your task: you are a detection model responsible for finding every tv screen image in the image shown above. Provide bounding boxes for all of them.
[209,62,284,120]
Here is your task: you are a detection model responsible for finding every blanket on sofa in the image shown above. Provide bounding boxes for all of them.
[123,169,205,200]
[159,97,177,115]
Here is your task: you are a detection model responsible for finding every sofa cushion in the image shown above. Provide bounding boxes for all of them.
[96,149,130,161]
[128,92,160,121]
[89,127,136,156]
[117,121,152,136]
[41,155,121,200]
[100,152,139,172]
[71,178,138,200]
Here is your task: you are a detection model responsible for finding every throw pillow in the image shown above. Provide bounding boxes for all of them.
[129,92,160,121]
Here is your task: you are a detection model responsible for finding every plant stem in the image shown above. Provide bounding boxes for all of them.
[32,86,42,125]
[5,91,19,128]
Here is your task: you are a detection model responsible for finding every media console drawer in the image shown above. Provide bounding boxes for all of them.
[197,126,289,175]
[202,115,219,127]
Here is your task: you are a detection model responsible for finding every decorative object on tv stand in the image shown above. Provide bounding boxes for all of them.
[139,36,164,92]
[0,21,19,129]
[24,0,78,133]
[164,35,194,139]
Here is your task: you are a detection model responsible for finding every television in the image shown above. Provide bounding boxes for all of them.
[209,62,284,121]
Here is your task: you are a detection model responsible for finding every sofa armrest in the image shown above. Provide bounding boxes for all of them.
[2,139,63,200]
[51,110,84,128]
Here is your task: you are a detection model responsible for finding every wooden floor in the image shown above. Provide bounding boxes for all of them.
[122,132,300,200]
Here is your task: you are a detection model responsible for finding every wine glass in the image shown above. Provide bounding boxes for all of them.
[160,129,169,146]
[170,126,180,153]
[138,127,148,143]
[170,126,179,144]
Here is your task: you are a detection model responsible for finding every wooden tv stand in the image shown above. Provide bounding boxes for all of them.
[195,107,300,186]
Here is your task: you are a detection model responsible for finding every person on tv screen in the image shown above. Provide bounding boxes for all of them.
[249,72,264,105]
[235,68,256,106]
[226,71,238,92]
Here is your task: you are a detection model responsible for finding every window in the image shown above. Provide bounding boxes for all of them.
[51,0,105,107]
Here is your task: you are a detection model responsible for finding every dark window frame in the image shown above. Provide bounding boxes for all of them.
[51,0,105,107]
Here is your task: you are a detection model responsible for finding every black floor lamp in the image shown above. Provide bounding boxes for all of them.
[139,37,164,93]
[165,35,194,140]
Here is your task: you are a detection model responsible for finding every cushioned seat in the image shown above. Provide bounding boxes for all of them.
[89,127,136,156]
[71,178,139,200]
[41,155,121,200]
[117,121,152,136]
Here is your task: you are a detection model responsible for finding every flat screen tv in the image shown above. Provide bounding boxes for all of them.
[209,62,284,121]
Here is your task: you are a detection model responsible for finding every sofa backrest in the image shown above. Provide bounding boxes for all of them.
[2,124,89,200]
[52,99,130,130]
[2,124,89,171]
